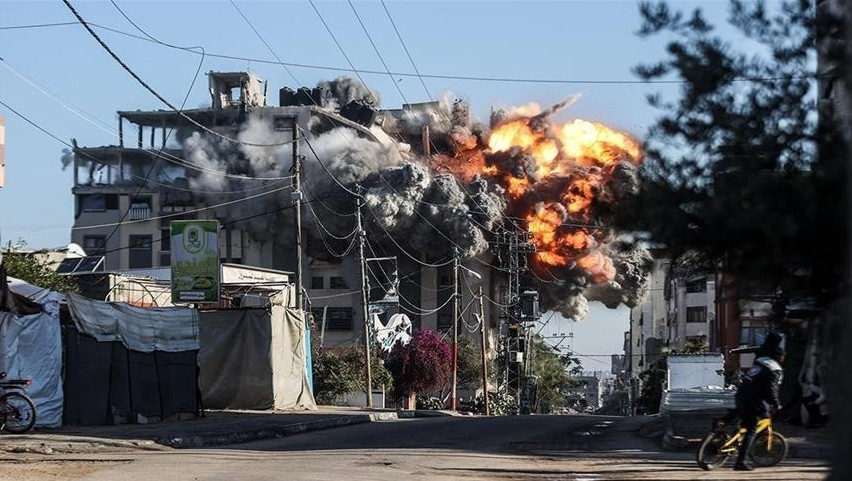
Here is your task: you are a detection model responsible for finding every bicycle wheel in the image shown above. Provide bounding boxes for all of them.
[1,392,37,434]
[696,431,731,470]
[749,431,788,467]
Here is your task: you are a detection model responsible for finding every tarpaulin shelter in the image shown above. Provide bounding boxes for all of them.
[0,266,64,427]
[198,291,316,410]
[63,293,200,425]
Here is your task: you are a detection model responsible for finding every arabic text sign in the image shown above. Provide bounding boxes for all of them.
[171,220,220,303]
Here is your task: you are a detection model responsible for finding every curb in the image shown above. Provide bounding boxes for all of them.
[160,412,399,449]
[396,410,460,419]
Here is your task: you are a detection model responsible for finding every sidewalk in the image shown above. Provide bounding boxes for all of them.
[0,407,404,454]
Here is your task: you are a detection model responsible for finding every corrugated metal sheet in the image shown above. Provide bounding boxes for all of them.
[661,387,736,412]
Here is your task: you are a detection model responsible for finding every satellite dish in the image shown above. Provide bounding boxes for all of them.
[66,243,87,258]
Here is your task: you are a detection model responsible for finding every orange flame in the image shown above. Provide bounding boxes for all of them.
[433,106,639,285]
[577,251,616,283]
[480,115,639,282]
[563,178,598,215]
[560,120,641,166]
[507,177,531,198]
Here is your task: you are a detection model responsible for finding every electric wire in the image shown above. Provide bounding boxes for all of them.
[0,20,822,85]
[228,0,303,87]
[308,0,377,107]
[224,3,510,274]
[380,0,431,101]
[71,183,293,231]
[61,0,301,149]
[348,0,409,106]
[0,89,293,198]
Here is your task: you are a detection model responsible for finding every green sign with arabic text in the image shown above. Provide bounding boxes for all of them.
[171,220,220,303]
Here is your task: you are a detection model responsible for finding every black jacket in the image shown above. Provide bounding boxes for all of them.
[735,356,783,412]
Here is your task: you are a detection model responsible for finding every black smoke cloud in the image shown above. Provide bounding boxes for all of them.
[175,77,649,319]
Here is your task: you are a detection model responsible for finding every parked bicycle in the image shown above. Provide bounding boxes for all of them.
[0,371,36,434]
[696,410,787,470]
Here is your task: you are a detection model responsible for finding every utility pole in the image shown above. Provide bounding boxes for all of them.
[356,192,373,408]
[451,248,460,411]
[292,118,303,313]
[478,286,490,416]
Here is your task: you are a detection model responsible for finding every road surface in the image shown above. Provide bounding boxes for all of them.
[1,415,829,480]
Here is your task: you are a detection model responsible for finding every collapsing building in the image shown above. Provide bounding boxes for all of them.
[68,71,650,362]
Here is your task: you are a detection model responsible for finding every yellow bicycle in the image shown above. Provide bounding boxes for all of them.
[696,412,788,470]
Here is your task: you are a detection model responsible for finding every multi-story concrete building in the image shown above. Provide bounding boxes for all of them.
[626,256,669,378]
[69,71,502,352]
[666,273,716,352]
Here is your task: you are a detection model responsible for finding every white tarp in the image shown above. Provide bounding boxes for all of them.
[0,278,64,427]
[66,293,199,353]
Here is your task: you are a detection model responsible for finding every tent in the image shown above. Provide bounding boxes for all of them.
[63,293,200,425]
[0,267,64,427]
[198,291,316,410]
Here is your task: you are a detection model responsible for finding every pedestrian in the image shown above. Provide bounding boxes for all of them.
[732,332,785,471]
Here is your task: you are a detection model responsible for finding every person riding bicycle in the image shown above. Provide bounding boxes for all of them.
[732,332,785,471]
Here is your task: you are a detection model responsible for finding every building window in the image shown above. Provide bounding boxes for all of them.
[128,235,153,268]
[740,321,768,346]
[129,197,152,221]
[161,229,171,251]
[686,278,707,293]
[273,116,292,131]
[310,307,353,331]
[82,235,106,256]
[686,306,707,323]
[78,193,119,214]
[329,276,348,289]
[311,277,325,289]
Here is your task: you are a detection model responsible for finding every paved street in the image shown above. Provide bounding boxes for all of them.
[0,415,829,481]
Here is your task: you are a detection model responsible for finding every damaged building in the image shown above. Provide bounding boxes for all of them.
[69,71,503,350]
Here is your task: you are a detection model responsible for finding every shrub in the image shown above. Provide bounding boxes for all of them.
[385,329,451,398]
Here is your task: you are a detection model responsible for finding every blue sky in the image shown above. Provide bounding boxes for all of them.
[0,0,740,363]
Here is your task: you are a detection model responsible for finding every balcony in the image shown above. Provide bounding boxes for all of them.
[128,203,151,221]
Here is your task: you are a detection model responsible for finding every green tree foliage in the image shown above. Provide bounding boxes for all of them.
[529,335,576,414]
[311,347,392,406]
[456,336,496,390]
[623,0,848,306]
[2,252,78,294]
[638,356,667,415]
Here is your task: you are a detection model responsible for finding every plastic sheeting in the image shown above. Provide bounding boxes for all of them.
[66,293,199,353]
[0,278,64,428]
[198,296,316,411]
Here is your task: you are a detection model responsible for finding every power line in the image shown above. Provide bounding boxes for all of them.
[71,184,293,232]
[228,0,302,87]
[60,0,300,148]
[348,0,409,106]
[0,20,820,85]
[0,87,294,192]
[380,0,431,101]
[308,0,378,107]
[0,21,80,30]
[203,4,459,273]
